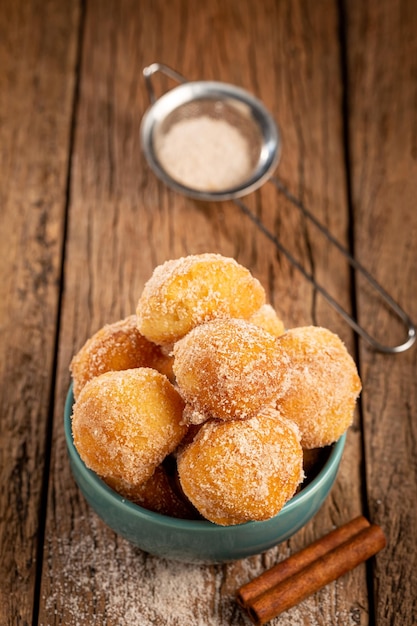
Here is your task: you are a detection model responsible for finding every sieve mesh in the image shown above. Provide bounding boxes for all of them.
[152,97,265,192]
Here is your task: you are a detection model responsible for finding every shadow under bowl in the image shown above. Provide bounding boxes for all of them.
[65,386,346,563]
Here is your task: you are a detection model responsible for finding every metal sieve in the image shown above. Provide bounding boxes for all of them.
[140,63,416,354]
[141,63,280,201]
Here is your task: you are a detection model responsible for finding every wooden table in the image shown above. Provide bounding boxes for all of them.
[1,1,416,624]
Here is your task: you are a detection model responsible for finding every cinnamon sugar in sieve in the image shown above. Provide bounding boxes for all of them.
[155,116,253,191]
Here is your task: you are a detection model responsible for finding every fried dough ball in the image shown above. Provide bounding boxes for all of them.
[136,253,265,345]
[249,303,285,337]
[177,410,304,525]
[71,368,187,488]
[70,315,174,399]
[105,463,200,520]
[173,318,286,424]
[275,326,362,448]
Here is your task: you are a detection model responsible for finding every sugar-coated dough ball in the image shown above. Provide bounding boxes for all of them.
[105,463,200,520]
[71,368,187,488]
[70,315,174,399]
[249,303,285,337]
[177,410,304,525]
[136,253,265,345]
[275,326,362,448]
[173,318,286,423]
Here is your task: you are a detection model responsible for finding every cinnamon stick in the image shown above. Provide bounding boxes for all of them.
[241,523,386,625]
[237,515,370,608]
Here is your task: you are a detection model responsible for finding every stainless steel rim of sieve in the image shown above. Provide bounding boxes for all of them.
[141,64,280,201]
[140,62,416,354]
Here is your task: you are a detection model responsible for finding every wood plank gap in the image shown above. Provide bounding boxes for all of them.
[31,3,87,624]
[337,2,376,625]
[337,0,360,364]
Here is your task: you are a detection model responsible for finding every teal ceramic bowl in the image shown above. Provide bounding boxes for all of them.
[65,386,346,563]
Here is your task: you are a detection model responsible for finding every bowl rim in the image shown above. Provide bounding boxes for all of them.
[65,384,346,531]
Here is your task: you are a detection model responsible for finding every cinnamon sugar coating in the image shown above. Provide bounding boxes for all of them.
[173,318,285,423]
[249,303,285,337]
[105,463,200,520]
[70,315,174,399]
[136,253,265,345]
[177,410,304,525]
[71,368,187,489]
[69,253,362,527]
[274,326,362,448]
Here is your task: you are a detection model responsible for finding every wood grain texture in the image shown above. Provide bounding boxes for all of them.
[345,1,417,623]
[37,1,366,625]
[7,0,417,624]
[0,1,80,624]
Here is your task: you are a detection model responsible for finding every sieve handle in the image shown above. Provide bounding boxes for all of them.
[143,63,187,104]
[234,185,416,354]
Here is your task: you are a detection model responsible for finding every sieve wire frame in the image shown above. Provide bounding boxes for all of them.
[140,80,281,201]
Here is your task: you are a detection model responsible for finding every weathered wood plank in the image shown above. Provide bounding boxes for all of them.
[39,1,366,624]
[0,1,80,624]
[345,1,417,624]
